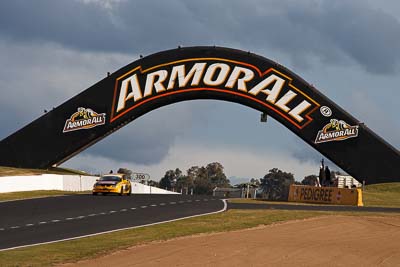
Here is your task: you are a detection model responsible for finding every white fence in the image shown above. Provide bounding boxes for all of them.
[0,174,179,194]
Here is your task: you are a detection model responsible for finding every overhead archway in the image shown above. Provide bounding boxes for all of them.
[0,46,399,184]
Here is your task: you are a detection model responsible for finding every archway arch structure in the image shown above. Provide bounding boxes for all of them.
[0,47,398,184]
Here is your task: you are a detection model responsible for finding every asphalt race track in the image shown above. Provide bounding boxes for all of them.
[0,194,225,251]
[2,195,399,251]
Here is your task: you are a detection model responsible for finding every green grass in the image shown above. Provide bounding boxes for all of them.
[0,190,90,202]
[362,183,400,207]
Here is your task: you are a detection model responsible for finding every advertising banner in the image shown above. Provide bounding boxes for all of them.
[288,185,363,206]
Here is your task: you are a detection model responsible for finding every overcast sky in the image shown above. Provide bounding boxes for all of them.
[0,0,399,184]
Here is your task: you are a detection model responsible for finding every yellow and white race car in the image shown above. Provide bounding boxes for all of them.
[92,174,131,196]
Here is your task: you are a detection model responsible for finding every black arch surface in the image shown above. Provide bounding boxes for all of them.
[0,46,398,184]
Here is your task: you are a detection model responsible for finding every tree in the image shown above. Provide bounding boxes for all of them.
[160,162,230,195]
[148,180,159,187]
[117,168,132,180]
[260,168,295,200]
[250,178,260,187]
[193,166,210,194]
[301,175,319,186]
[159,168,183,190]
[206,162,230,188]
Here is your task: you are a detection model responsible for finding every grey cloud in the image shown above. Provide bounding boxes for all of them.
[0,40,131,138]
[0,40,214,165]
[1,1,399,73]
[290,139,345,174]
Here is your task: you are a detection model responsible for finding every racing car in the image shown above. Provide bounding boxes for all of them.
[92,173,131,196]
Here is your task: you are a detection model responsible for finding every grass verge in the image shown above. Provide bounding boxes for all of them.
[230,182,400,208]
[0,190,90,202]
[0,166,90,177]
[362,182,400,207]
[0,209,399,267]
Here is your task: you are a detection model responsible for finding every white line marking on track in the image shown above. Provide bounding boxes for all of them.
[178,201,184,204]
[120,209,127,212]
[169,202,176,204]
[160,203,166,206]
[130,207,136,210]
[195,199,200,202]
[51,220,60,223]
[38,222,47,225]
[150,204,157,207]
[109,211,117,214]
[77,216,85,219]
[66,218,73,220]
[187,200,192,202]
[10,226,20,229]
[0,199,228,252]
[0,228,4,231]
[141,206,147,208]
[88,214,96,217]
[100,212,106,215]
[25,224,34,227]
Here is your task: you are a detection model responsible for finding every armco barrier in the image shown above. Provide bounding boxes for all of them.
[288,185,363,206]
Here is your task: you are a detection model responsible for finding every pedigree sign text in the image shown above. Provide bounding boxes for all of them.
[111,58,320,128]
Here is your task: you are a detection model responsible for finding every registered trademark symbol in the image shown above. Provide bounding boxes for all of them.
[320,106,332,117]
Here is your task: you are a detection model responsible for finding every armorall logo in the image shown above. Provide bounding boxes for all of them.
[315,119,359,144]
[111,58,320,129]
[63,107,106,133]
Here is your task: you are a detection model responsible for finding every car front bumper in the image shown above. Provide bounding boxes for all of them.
[92,186,120,193]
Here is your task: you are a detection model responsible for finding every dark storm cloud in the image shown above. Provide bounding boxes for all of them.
[0,0,399,73]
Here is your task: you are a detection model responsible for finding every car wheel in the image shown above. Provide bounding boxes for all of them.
[102,192,108,196]
[119,187,124,196]
[92,192,98,196]
[127,187,131,196]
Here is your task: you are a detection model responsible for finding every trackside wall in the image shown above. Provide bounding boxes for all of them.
[0,174,98,193]
[0,175,179,194]
[130,182,180,194]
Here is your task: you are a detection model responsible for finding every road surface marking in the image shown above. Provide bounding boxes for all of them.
[0,199,228,252]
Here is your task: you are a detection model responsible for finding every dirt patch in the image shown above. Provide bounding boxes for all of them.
[69,216,400,266]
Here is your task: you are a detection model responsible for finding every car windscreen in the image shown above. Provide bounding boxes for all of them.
[99,176,122,182]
